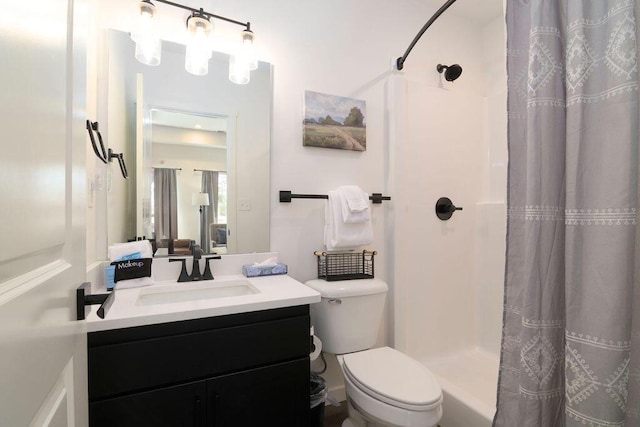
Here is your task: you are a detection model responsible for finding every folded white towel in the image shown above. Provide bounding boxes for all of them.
[108,240,154,261]
[324,190,373,250]
[338,186,370,224]
[340,185,369,212]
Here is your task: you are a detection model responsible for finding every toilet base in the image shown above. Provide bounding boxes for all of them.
[343,399,378,427]
[344,398,429,427]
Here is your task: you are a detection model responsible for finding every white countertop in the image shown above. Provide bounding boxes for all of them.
[86,272,321,333]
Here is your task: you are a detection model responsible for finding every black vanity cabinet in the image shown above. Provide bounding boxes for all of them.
[88,305,310,427]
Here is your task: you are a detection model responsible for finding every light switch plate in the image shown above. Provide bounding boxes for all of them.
[238,198,251,211]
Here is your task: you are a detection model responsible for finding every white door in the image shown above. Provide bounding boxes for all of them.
[0,0,88,426]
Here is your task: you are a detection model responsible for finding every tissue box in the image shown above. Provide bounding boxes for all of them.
[242,263,288,278]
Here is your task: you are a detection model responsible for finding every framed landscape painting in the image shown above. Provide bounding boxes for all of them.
[303,90,366,151]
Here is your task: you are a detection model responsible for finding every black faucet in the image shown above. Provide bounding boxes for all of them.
[169,246,221,282]
[190,245,203,281]
[202,255,221,280]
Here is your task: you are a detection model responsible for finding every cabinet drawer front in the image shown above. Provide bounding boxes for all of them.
[89,316,309,399]
[90,380,206,427]
[208,359,310,427]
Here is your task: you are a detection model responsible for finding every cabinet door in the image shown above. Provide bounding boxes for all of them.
[207,359,309,427]
[90,380,206,427]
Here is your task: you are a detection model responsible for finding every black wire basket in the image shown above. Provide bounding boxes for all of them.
[314,250,376,281]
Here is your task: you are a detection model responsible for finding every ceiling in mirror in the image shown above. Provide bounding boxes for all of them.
[152,110,228,133]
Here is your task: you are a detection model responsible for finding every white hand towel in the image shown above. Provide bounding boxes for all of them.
[108,240,154,261]
[340,185,369,211]
[324,190,373,250]
[337,185,370,224]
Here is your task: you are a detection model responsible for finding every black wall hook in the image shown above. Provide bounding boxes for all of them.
[108,148,128,179]
[435,197,463,220]
[86,120,107,164]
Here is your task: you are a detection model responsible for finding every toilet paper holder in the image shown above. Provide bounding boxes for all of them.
[310,326,323,361]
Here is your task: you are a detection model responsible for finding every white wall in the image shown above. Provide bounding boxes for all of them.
[105,32,137,247]
[86,0,506,398]
[474,16,507,355]
[391,12,507,361]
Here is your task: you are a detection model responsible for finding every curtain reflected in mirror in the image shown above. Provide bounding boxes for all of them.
[153,168,178,240]
[201,170,227,254]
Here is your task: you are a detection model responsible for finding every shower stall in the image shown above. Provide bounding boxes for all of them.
[387,9,507,427]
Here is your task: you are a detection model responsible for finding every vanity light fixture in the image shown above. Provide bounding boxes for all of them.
[131,0,257,82]
[229,27,256,84]
[131,0,161,66]
[185,11,213,76]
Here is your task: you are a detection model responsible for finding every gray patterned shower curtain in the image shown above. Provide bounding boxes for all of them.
[494,1,640,425]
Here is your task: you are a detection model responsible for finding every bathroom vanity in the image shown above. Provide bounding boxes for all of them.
[85,262,320,427]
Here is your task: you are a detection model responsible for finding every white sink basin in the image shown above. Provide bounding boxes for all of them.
[136,279,259,306]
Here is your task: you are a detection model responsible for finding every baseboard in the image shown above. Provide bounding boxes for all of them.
[328,385,346,403]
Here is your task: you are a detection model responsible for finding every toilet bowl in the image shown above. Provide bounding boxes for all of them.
[304,279,443,427]
[338,347,442,427]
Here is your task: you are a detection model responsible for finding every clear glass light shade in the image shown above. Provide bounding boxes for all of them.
[131,1,161,66]
[241,30,258,71]
[185,15,213,76]
[229,54,250,85]
[228,29,255,84]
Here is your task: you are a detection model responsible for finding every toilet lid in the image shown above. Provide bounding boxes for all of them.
[342,347,442,410]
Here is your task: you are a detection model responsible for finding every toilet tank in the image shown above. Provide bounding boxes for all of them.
[305,278,389,354]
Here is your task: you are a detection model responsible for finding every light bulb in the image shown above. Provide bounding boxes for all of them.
[229,54,250,85]
[132,1,161,66]
[241,30,258,71]
[185,14,213,76]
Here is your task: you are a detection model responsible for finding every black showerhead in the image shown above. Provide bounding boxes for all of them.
[437,64,463,81]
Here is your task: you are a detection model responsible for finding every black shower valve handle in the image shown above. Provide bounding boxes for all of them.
[435,197,463,220]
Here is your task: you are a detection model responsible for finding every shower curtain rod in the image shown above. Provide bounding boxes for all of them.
[396,0,458,70]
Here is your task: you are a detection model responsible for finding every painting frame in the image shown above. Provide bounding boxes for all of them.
[303,90,367,152]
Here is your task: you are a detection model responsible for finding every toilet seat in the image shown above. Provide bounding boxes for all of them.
[342,347,442,411]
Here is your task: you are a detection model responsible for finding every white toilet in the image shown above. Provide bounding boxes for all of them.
[305,278,443,427]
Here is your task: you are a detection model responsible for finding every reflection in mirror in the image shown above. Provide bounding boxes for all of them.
[149,109,228,256]
[104,29,271,257]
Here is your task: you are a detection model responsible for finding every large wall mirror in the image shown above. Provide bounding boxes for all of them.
[103,29,271,256]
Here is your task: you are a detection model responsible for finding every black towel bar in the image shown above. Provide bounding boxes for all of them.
[279,190,391,204]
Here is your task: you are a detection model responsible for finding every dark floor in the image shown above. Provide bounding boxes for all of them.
[321,401,441,427]
[323,401,348,427]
